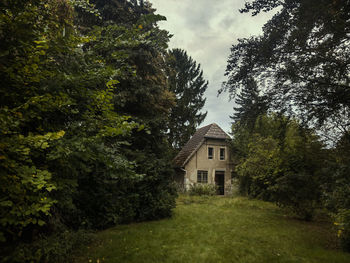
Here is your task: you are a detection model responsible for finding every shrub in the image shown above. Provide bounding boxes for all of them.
[188,184,217,196]
[272,172,320,221]
[173,181,186,194]
[1,229,94,263]
[135,179,177,221]
[322,163,350,251]
[334,209,350,252]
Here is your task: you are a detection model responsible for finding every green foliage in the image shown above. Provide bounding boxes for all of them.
[233,114,325,219]
[166,48,208,151]
[1,0,177,261]
[231,77,268,129]
[222,0,350,129]
[1,0,138,237]
[222,0,350,249]
[0,129,65,238]
[2,229,94,263]
[80,0,178,224]
[236,134,281,200]
[188,184,217,196]
[323,165,350,214]
[0,0,76,244]
[335,209,350,252]
[322,134,350,251]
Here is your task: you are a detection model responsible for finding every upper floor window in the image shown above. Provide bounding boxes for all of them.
[197,170,208,183]
[220,148,225,160]
[208,147,213,159]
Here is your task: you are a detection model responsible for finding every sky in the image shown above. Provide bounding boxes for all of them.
[150,0,276,134]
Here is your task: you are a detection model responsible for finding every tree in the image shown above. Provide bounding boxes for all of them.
[232,77,268,129]
[77,0,177,222]
[0,0,176,261]
[222,0,350,246]
[233,114,325,220]
[166,48,208,151]
[91,0,154,26]
[0,0,78,245]
[221,0,350,130]
[0,0,138,234]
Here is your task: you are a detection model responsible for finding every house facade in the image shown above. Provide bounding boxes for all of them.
[173,123,234,195]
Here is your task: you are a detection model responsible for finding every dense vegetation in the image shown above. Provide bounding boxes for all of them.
[1,0,349,261]
[0,0,207,262]
[222,0,350,251]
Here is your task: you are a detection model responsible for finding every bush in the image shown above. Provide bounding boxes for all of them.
[188,184,217,196]
[173,181,186,194]
[135,179,177,221]
[334,209,350,252]
[1,229,94,263]
[322,162,350,251]
[272,172,320,221]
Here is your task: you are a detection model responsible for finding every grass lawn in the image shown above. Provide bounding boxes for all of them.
[75,196,350,263]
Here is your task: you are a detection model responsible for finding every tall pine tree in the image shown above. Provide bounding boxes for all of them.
[166,48,208,151]
[232,77,268,130]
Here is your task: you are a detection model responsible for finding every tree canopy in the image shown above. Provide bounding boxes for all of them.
[221,0,350,131]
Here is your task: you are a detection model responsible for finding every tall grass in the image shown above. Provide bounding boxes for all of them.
[74,196,349,263]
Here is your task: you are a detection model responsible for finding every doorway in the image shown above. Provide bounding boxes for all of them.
[215,171,225,195]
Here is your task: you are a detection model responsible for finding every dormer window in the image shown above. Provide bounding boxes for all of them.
[220,148,225,160]
[208,147,213,159]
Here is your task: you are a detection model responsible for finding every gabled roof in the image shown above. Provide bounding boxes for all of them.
[173,123,230,167]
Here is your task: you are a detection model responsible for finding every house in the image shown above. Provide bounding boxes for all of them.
[173,123,234,195]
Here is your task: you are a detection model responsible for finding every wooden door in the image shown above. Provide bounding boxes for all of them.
[215,171,225,195]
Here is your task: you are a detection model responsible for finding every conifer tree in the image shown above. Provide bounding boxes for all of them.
[166,48,208,151]
[232,77,268,129]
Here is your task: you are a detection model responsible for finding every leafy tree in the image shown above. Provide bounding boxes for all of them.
[0,0,78,245]
[77,0,177,221]
[233,114,325,220]
[221,0,350,130]
[236,134,281,199]
[166,48,208,150]
[0,0,177,261]
[222,0,350,246]
[82,0,155,27]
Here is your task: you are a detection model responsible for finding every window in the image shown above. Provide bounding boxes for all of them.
[220,148,225,160]
[197,170,208,183]
[208,147,213,159]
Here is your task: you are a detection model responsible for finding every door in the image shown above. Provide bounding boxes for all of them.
[215,171,225,195]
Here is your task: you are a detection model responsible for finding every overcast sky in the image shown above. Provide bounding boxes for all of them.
[150,0,276,133]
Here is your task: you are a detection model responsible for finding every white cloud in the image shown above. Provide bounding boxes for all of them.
[150,0,276,133]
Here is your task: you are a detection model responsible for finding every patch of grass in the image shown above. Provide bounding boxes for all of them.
[74,196,350,263]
